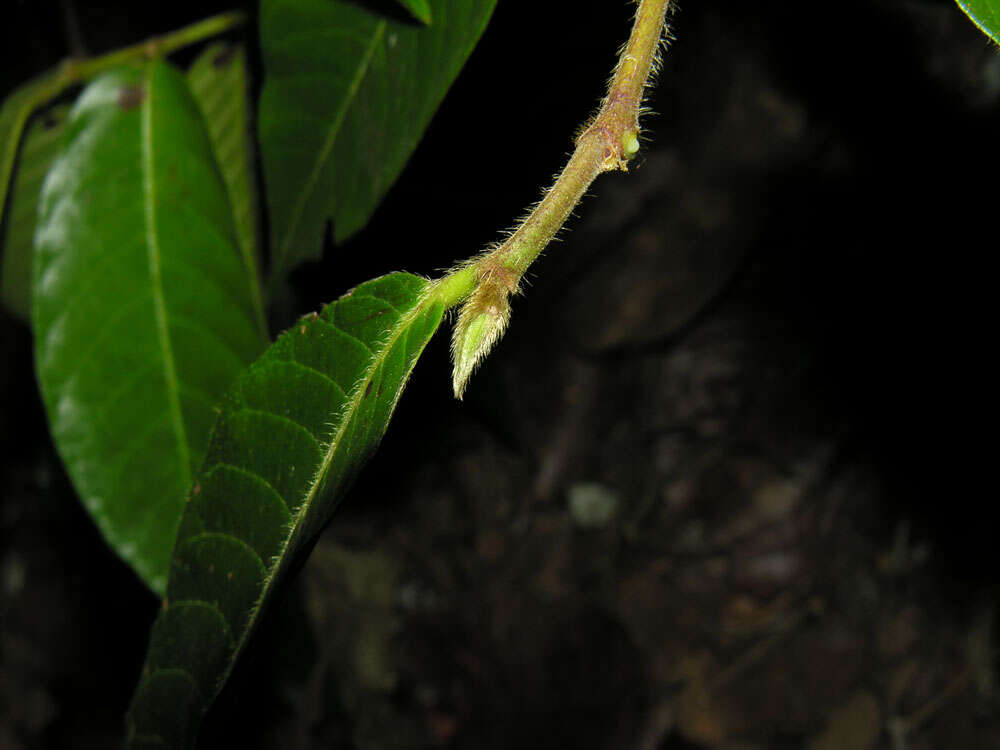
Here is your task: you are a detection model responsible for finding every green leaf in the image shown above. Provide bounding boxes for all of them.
[1,104,69,318]
[396,0,432,24]
[0,69,69,317]
[259,0,496,279]
[126,272,444,747]
[187,42,265,330]
[0,70,62,232]
[32,62,267,595]
[957,0,1000,43]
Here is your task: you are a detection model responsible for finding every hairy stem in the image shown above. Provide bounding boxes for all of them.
[431,264,478,309]
[5,12,245,147]
[437,0,672,397]
[499,0,669,278]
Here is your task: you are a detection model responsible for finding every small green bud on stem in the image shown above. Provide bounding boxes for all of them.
[450,273,513,399]
[623,130,640,159]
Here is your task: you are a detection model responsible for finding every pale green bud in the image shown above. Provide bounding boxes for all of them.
[622,130,640,159]
[450,285,511,400]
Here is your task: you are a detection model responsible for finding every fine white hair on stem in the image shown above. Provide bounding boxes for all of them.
[441,0,674,398]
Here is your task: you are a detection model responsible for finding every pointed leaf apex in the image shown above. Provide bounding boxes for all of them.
[398,0,433,25]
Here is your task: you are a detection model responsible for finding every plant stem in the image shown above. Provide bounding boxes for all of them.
[499,0,669,278]
[434,0,672,397]
[431,264,478,308]
[10,12,245,128]
[63,12,246,83]
[431,0,671,305]
[59,0,87,57]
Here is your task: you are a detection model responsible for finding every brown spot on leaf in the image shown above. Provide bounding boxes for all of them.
[192,483,201,495]
[364,380,373,397]
[117,85,145,111]
[361,308,390,323]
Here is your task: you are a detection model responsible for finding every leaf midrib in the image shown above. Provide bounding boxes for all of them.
[141,64,192,490]
[273,19,387,271]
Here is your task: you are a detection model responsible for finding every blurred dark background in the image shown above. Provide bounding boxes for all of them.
[1,0,998,747]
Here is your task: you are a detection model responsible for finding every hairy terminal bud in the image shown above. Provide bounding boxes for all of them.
[450,276,512,400]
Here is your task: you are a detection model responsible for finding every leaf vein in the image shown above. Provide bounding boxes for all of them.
[205,461,294,512]
[228,406,325,448]
[200,463,294,518]
[274,19,387,269]
[270,357,347,399]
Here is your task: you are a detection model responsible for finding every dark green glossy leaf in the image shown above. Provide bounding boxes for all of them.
[259,0,496,279]
[187,42,264,328]
[126,272,444,747]
[396,0,432,24]
[956,0,1000,43]
[1,104,69,318]
[33,62,267,594]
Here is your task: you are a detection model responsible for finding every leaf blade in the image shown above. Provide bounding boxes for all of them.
[186,42,265,333]
[0,69,71,317]
[32,62,266,594]
[1,104,70,318]
[0,70,62,231]
[259,0,497,279]
[956,0,1000,43]
[126,272,444,747]
[396,0,433,24]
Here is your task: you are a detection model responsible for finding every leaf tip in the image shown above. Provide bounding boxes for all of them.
[399,0,432,25]
[415,2,433,24]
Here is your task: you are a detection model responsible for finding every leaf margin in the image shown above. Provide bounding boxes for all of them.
[956,0,1000,43]
[1,103,70,318]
